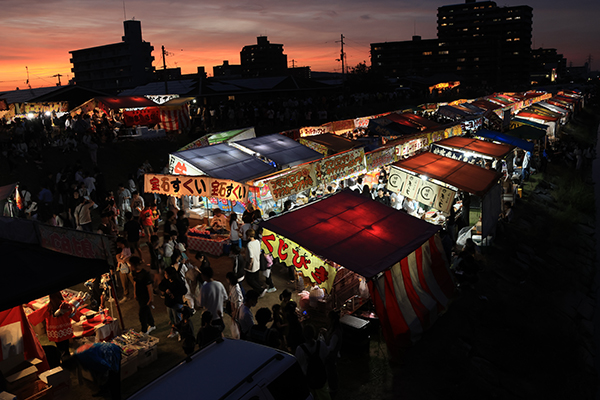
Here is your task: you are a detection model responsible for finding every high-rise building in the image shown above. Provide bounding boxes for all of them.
[240,36,288,78]
[371,0,533,89]
[70,20,155,94]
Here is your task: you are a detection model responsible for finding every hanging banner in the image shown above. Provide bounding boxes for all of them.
[299,126,329,137]
[365,147,396,171]
[144,173,249,202]
[264,164,317,202]
[395,136,429,157]
[315,148,366,185]
[386,167,456,214]
[168,155,205,176]
[431,144,486,165]
[123,107,161,127]
[37,225,114,267]
[261,228,337,293]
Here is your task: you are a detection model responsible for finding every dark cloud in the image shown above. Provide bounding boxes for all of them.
[360,14,370,20]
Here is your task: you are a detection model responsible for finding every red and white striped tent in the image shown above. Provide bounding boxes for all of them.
[260,190,455,359]
[159,97,193,133]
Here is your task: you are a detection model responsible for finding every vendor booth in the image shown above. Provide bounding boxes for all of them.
[260,189,455,358]
[389,152,503,242]
[0,217,120,398]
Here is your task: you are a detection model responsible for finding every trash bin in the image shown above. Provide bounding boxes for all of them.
[340,314,370,355]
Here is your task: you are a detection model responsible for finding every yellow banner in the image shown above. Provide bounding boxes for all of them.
[261,228,337,293]
[144,173,249,202]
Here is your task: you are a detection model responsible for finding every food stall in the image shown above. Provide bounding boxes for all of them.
[260,189,455,358]
[298,133,361,156]
[389,152,503,243]
[168,143,277,218]
[474,129,535,153]
[144,173,252,256]
[179,127,256,150]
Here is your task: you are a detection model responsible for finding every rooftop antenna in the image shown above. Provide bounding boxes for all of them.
[52,74,63,86]
[25,66,32,90]
[123,0,127,20]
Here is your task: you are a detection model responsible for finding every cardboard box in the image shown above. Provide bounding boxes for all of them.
[0,392,17,400]
[6,365,38,393]
[39,366,70,387]
[137,344,158,368]
[120,350,138,381]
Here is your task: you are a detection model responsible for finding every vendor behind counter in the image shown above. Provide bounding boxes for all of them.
[209,208,229,234]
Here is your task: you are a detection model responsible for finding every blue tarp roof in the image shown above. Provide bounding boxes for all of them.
[172,143,276,182]
[475,129,534,152]
[234,134,323,169]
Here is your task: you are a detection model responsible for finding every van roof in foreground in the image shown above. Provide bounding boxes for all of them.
[128,338,298,400]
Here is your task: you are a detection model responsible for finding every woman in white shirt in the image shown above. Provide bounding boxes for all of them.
[229,212,242,248]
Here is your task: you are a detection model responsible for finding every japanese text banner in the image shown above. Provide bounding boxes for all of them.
[261,228,337,293]
[144,173,249,202]
[387,167,455,214]
[315,148,366,185]
[264,164,317,202]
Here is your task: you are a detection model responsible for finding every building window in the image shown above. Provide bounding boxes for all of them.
[474,57,479,61]
[439,50,449,55]
[458,58,466,62]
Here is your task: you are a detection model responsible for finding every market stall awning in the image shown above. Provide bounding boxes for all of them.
[97,96,157,109]
[505,125,546,140]
[172,143,277,182]
[392,152,501,197]
[261,189,441,280]
[437,105,471,120]
[368,118,419,137]
[517,111,560,122]
[234,134,323,169]
[432,136,514,158]
[475,129,534,152]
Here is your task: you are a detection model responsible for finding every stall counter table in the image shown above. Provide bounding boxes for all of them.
[187,235,231,257]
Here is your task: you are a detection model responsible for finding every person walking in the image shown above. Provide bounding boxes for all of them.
[199,266,228,332]
[159,266,188,339]
[245,229,266,297]
[131,256,156,334]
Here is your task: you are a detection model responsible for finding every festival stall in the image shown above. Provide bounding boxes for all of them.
[515,108,561,139]
[260,189,455,358]
[157,97,194,134]
[388,152,502,241]
[0,217,117,398]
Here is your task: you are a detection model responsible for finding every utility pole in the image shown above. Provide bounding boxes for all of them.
[162,45,169,95]
[52,74,62,86]
[336,34,346,77]
[291,59,295,68]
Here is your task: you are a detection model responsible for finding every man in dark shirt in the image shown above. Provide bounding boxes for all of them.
[123,211,143,260]
[375,188,391,207]
[131,256,155,334]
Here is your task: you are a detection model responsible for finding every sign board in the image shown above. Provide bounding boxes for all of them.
[264,165,317,202]
[144,173,249,202]
[168,155,204,176]
[386,167,455,214]
[394,136,429,157]
[315,148,366,185]
[38,225,114,267]
[261,228,337,293]
[365,147,396,171]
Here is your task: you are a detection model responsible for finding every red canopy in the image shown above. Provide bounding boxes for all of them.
[261,190,441,279]
[392,152,501,197]
[97,96,157,109]
[516,111,560,121]
[433,136,514,158]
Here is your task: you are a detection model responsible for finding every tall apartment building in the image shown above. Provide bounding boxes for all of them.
[240,36,288,78]
[371,0,533,89]
[70,20,155,94]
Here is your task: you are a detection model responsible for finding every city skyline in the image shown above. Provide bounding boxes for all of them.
[0,0,598,92]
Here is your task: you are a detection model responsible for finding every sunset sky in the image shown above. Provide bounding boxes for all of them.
[0,0,598,92]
